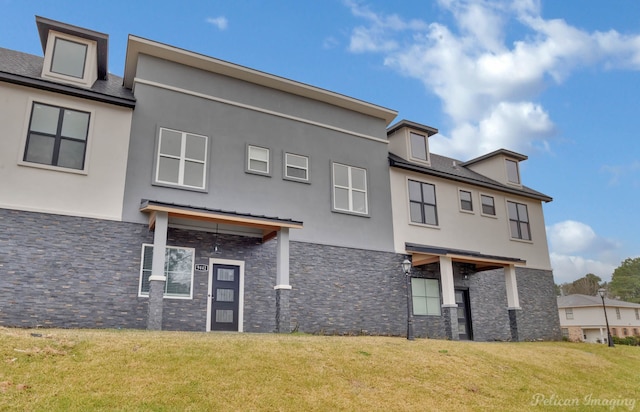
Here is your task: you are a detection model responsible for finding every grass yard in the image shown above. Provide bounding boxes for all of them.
[0,328,638,411]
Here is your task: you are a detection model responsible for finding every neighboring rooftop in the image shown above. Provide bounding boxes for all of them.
[557,294,640,308]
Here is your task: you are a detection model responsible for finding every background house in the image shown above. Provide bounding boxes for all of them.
[558,294,640,343]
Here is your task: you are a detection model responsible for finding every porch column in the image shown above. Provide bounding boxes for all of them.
[439,256,458,340]
[505,264,521,341]
[274,228,291,333]
[147,211,168,331]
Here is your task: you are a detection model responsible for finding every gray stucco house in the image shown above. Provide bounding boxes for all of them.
[0,16,561,341]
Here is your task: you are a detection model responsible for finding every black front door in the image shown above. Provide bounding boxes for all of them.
[211,264,240,331]
[455,289,473,340]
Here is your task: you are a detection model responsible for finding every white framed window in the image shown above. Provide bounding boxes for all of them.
[459,190,473,212]
[565,308,574,320]
[505,159,521,185]
[408,179,438,226]
[616,308,621,320]
[409,131,429,164]
[412,278,441,316]
[332,163,368,215]
[41,31,97,87]
[507,200,531,240]
[22,101,91,171]
[480,194,496,216]
[139,244,195,299]
[155,128,208,190]
[284,153,309,182]
[247,145,270,175]
[635,308,639,320]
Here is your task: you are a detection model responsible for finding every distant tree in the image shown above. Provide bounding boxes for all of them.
[609,258,640,303]
[557,273,602,296]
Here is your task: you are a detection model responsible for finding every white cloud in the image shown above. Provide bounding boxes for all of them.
[345,0,640,159]
[206,16,228,31]
[546,220,621,283]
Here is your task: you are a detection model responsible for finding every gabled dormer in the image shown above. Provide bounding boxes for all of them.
[36,16,108,88]
[461,149,527,187]
[387,120,438,167]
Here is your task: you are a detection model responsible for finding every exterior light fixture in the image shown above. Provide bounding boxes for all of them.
[598,288,614,347]
[402,258,415,341]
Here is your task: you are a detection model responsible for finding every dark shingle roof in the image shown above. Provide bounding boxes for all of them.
[389,152,552,202]
[0,47,135,107]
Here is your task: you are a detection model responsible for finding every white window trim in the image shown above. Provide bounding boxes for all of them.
[246,144,271,176]
[406,176,439,228]
[154,127,208,190]
[17,97,95,175]
[479,193,498,218]
[332,162,369,215]
[283,152,310,183]
[41,30,97,88]
[138,244,195,300]
[458,188,474,214]
[407,130,430,166]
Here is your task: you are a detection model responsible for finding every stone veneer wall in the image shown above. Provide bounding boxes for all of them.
[0,209,561,340]
[0,209,152,329]
[513,267,562,341]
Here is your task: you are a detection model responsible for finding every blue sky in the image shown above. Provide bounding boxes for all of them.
[2,0,638,284]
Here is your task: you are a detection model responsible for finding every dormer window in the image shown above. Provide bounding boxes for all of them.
[50,37,87,78]
[409,131,429,164]
[505,159,520,185]
[41,30,97,87]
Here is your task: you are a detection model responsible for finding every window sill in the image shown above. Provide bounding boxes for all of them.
[18,161,88,175]
[331,208,370,218]
[408,221,440,230]
[152,181,208,193]
[509,237,533,244]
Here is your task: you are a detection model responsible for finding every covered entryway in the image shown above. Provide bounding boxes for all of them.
[405,243,526,341]
[139,199,302,332]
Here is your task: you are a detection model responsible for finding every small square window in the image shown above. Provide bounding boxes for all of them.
[506,159,520,184]
[41,31,97,87]
[565,308,573,320]
[459,190,473,212]
[481,195,496,216]
[247,145,270,175]
[284,153,309,182]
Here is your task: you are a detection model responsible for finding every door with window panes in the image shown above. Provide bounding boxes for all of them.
[456,289,473,340]
[210,264,240,331]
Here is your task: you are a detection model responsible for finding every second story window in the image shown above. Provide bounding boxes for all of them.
[155,128,208,190]
[409,132,429,162]
[332,163,368,215]
[481,195,496,216]
[247,145,270,175]
[506,159,520,184]
[284,153,309,182]
[408,180,438,226]
[23,102,90,171]
[507,201,530,240]
[565,308,573,320]
[616,308,621,320]
[459,190,473,212]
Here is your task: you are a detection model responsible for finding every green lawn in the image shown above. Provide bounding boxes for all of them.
[0,327,638,411]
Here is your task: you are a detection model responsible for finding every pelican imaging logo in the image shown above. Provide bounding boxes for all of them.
[531,393,636,410]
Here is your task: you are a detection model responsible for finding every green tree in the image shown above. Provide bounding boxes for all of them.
[557,273,602,296]
[609,258,640,303]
